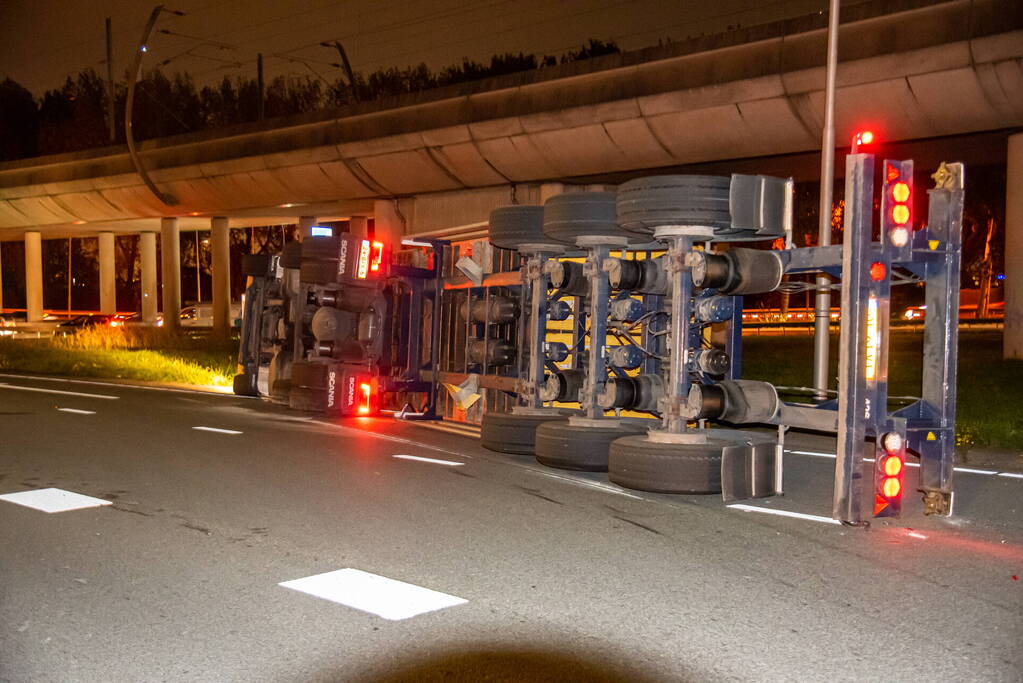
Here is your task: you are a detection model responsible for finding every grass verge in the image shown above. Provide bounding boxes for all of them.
[741,330,1023,452]
[0,327,236,389]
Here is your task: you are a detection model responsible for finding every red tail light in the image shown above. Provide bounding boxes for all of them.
[370,241,384,272]
[358,382,372,415]
[874,431,906,517]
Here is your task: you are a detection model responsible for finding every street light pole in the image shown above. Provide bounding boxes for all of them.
[813,0,841,401]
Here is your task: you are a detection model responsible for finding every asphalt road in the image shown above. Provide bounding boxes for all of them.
[0,374,1020,682]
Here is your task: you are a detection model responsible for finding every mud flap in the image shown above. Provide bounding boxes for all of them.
[721,441,779,503]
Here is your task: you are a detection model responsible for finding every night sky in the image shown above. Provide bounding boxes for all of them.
[2,0,825,97]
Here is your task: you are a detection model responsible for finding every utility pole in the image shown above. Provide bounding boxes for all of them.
[322,40,359,102]
[105,18,116,142]
[813,0,841,401]
[257,53,265,121]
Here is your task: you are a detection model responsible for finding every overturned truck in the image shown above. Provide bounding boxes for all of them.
[236,151,965,525]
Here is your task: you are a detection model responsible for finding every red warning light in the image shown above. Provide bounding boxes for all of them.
[882,455,903,477]
[357,382,372,414]
[886,163,901,183]
[869,262,886,282]
[369,241,384,272]
[881,477,901,498]
[891,181,910,203]
[852,130,876,153]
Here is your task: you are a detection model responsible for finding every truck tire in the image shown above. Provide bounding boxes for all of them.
[489,206,545,251]
[542,192,634,244]
[300,259,338,285]
[480,411,569,455]
[242,254,272,277]
[281,241,303,269]
[289,385,328,412]
[534,420,647,472]
[616,175,731,234]
[608,434,726,494]
[233,372,258,396]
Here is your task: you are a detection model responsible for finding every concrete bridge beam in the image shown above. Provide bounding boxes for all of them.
[140,232,158,324]
[98,231,116,315]
[211,217,231,335]
[24,231,43,322]
[160,218,180,331]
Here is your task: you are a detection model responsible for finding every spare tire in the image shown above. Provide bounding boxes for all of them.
[480,411,571,455]
[543,192,634,244]
[242,254,272,277]
[489,206,546,251]
[616,175,731,234]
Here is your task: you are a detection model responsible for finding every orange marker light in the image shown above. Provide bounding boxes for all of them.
[870,262,886,282]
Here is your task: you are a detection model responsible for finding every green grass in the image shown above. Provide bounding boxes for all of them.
[741,331,1023,451]
[0,327,236,388]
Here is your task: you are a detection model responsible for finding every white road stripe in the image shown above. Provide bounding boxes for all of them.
[192,426,243,435]
[907,531,928,539]
[279,568,467,620]
[0,488,111,513]
[57,408,96,415]
[393,454,465,466]
[955,467,997,475]
[729,503,841,525]
[0,383,119,400]
[997,472,1023,479]
[785,449,1007,475]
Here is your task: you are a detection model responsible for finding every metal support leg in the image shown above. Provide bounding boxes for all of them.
[581,245,612,418]
[664,236,694,433]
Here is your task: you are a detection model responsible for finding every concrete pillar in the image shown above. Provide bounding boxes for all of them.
[297,215,317,240]
[160,217,181,331]
[24,231,43,322]
[373,200,405,244]
[140,232,158,323]
[1006,133,1023,359]
[211,216,231,335]
[98,231,116,314]
[0,241,4,311]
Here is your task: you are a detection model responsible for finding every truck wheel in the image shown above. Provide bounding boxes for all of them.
[289,385,328,412]
[233,373,258,396]
[242,254,272,277]
[480,412,569,455]
[281,241,303,269]
[542,192,636,244]
[608,434,726,494]
[616,175,731,234]
[299,259,338,285]
[534,420,647,472]
[489,205,546,251]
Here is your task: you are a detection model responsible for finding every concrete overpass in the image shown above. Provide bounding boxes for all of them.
[0,0,1021,345]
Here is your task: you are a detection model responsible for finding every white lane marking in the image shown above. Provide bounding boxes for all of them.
[192,426,243,435]
[728,503,841,525]
[997,472,1023,480]
[786,449,1004,475]
[0,383,118,400]
[955,467,997,475]
[0,372,240,397]
[0,488,111,513]
[321,423,473,460]
[907,531,928,539]
[279,568,467,620]
[393,454,464,466]
[57,408,96,415]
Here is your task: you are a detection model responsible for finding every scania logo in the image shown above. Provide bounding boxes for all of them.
[346,376,356,408]
[327,370,337,407]
[337,238,348,276]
